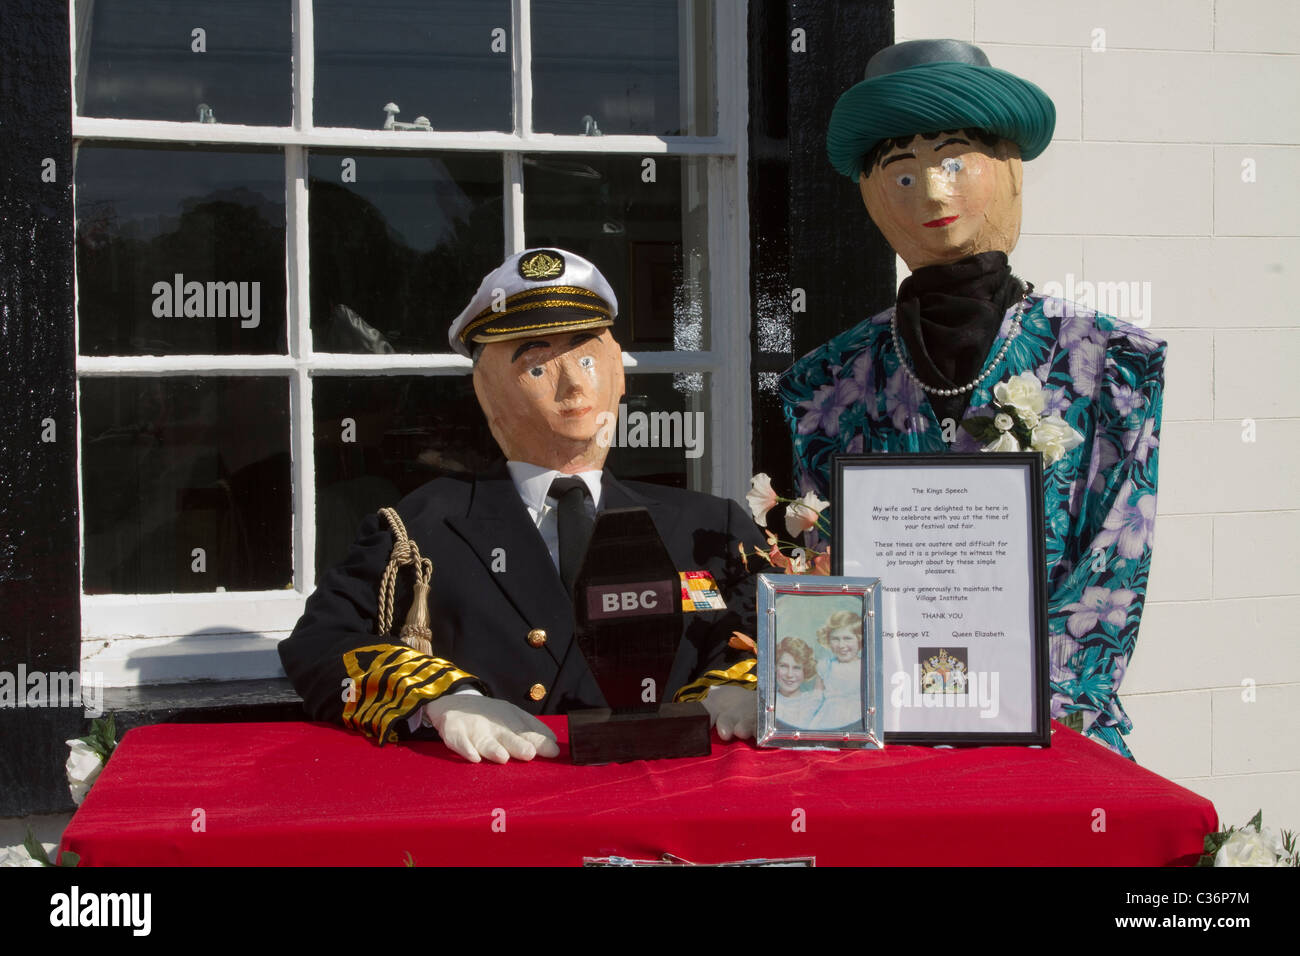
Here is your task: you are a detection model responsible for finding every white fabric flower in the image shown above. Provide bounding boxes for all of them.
[993,413,1014,432]
[992,372,1046,416]
[745,473,779,527]
[983,431,1021,453]
[65,738,104,806]
[1215,827,1286,867]
[1031,416,1085,465]
[0,844,48,867]
[1016,408,1040,429]
[784,491,830,537]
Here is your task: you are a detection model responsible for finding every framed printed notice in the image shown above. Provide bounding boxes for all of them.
[831,453,1050,746]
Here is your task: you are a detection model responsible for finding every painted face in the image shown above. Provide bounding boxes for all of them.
[858,132,1023,270]
[776,651,805,697]
[472,328,625,472]
[828,627,861,663]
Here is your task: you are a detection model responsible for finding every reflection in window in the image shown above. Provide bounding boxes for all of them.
[607,373,710,490]
[313,0,511,132]
[313,376,497,575]
[532,0,715,136]
[524,154,709,351]
[308,151,503,354]
[81,377,292,594]
[75,145,287,357]
[75,0,291,125]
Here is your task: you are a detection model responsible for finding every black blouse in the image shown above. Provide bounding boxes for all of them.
[895,251,1026,425]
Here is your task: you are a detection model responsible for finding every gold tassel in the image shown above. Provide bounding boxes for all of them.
[400,579,434,656]
[376,507,435,655]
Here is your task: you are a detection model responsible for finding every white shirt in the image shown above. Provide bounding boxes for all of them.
[505,461,603,573]
[409,462,604,730]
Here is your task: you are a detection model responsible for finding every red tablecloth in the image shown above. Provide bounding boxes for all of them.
[60,718,1216,866]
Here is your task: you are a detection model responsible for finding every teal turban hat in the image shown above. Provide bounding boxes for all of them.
[827,39,1056,181]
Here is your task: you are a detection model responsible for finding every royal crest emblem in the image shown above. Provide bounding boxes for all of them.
[519,250,566,280]
[920,647,969,695]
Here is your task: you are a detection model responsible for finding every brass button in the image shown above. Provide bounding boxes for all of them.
[528,683,546,701]
[526,628,548,648]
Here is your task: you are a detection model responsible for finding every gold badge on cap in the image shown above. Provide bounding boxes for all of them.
[519,250,566,281]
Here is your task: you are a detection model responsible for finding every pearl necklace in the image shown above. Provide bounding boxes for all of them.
[889,283,1034,397]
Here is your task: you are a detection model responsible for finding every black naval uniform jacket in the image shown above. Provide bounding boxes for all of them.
[278,463,768,743]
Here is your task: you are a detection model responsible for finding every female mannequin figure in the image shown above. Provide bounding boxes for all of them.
[781,40,1165,758]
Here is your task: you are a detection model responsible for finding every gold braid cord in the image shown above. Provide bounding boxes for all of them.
[377,507,434,656]
[673,658,758,703]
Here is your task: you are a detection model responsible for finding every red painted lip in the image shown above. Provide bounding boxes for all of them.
[560,405,592,418]
[923,215,959,228]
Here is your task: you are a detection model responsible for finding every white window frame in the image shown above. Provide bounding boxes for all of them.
[71,0,752,687]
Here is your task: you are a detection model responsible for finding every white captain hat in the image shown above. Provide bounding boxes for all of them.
[448,247,619,358]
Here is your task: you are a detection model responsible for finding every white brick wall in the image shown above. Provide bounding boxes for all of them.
[898,0,1300,838]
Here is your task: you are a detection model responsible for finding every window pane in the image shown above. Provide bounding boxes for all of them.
[313,372,708,576]
[608,373,711,490]
[524,154,709,351]
[313,375,499,576]
[81,377,292,594]
[313,0,512,132]
[308,151,503,354]
[75,145,286,356]
[74,0,291,125]
[532,0,715,136]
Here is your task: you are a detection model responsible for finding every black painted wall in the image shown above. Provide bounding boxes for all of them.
[0,0,83,815]
[748,0,895,492]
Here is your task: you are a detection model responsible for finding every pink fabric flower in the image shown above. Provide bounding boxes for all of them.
[784,491,829,538]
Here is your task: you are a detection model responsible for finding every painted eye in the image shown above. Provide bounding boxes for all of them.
[941,157,964,177]
[896,173,915,187]
[528,366,545,378]
[578,355,595,370]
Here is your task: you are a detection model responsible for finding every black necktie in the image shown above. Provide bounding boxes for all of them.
[549,476,594,594]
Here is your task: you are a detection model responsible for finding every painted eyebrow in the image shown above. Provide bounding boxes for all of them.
[880,151,915,169]
[511,340,550,363]
[934,136,971,150]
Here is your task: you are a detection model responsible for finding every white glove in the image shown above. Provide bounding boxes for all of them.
[423,695,561,764]
[702,684,757,741]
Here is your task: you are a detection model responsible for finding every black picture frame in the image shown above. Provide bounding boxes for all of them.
[831,452,1051,747]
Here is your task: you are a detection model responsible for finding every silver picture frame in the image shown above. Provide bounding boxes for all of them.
[755,574,884,750]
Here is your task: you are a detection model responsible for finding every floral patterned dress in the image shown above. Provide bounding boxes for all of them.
[779,295,1166,758]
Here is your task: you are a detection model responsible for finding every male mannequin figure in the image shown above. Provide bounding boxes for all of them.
[281,249,763,762]
[781,41,1166,757]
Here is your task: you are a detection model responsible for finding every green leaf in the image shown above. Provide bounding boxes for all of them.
[91,714,118,757]
[22,827,52,867]
[1247,809,1263,832]
[403,851,416,867]
[75,734,110,763]
[961,417,1000,444]
[75,714,119,764]
[1203,830,1230,854]
[58,850,80,867]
